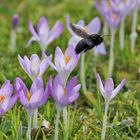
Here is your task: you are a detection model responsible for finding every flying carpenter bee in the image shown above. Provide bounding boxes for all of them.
[70,23,104,54]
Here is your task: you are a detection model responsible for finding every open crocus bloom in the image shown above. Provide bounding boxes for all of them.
[14,77,50,112]
[50,75,80,108]
[95,0,122,29]
[42,44,79,86]
[27,16,64,51]
[66,16,106,56]
[0,81,18,116]
[111,0,137,16]
[104,9,122,29]
[97,74,126,102]
[18,54,51,81]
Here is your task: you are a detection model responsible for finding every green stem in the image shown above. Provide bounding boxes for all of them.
[54,107,61,140]
[27,111,33,140]
[63,107,68,140]
[101,101,109,140]
[108,29,115,77]
[120,17,125,50]
[10,30,16,52]
[130,8,138,52]
[33,109,38,128]
[103,22,109,35]
[80,53,87,94]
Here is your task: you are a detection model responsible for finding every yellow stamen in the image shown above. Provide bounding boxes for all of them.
[124,0,128,5]
[26,91,31,100]
[0,95,6,102]
[64,89,67,95]
[113,13,118,21]
[64,53,70,64]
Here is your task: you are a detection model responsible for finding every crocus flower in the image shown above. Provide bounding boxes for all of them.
[111,0,137,16]
[95,0,122,29]
[14,77,50,140]
[96,73,126,140]
[27,16,64,51]
[12,14,19,31]
[50,75,80,108]
[18,54,51,81]
[51,75,80,140]
[14,77,50,112]
[96,73,126,102]
[66,16,106,56]
[0,80,18,116]
[43,44,79,87]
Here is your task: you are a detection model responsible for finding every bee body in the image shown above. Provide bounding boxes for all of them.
[70,24,104,54]
[75,34,103,54]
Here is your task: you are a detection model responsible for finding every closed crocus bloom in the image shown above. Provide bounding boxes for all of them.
[14,77,50,111]
[66,16,106,56]
[43,44,79,86]
[18,54,51,81]
[50,75,80,108]
[27,16,64,51]
[0,80,18,116]
[97,73,126,102]
[14,77,51,140]
[12,14,19,31]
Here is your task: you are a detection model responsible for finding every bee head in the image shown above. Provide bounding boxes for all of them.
[89,34,103,45]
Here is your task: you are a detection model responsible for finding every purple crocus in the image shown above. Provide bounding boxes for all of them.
[66,16,106,56]
[0,80,18,116]
[27,16,64,51]
[95,0,122,29]
[97,73,126,102]
[18,54,51,81]
[50,75,80,108]
[14,77,51,140]
[111,0,137,16]
[51,75,80,140]
[97,73,126,140]
[14,77,50,111]
[42,44,79,86]
[12,14,19,31]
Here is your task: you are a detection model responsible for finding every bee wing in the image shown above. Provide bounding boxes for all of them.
[70,23,89,38]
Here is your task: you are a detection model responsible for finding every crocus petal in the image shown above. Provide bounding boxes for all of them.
[66,76,77,92]
[39,55,52,76]
[30,77,43,94]
[18,55,30,75]
[30,55,40,79]
[37,16,49,39]
[42,52,57,71]
[66,54,78,72]
[77,20,85,27]
[47,22,64,45]
[26,36,37,47]
[55,47,65,72]
[24,56,31,74]
[94,43,106,56]
[104,78,114,93]
[28,21,39,40]
[0,80,13,97]
[1,97,10,112]
[96,74,105,98]
[111,79,126,100]
[87,17,101,34]
[29,88,44,107]
[68,36,81,47]
[19,90,29,107]
[7,93,18,110]
[66,16,75,36]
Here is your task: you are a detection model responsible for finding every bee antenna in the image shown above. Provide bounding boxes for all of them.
[101,34,111,37]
